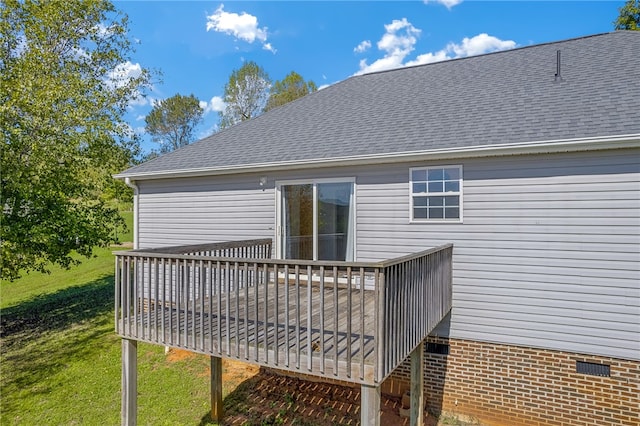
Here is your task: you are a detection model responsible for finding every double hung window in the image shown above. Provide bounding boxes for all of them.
[410,166,462,221]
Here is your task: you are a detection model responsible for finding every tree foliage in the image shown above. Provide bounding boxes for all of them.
[264,71,317,112]
[219,61,271,129]
[615,0,639,30]
[144,93,203,153]
[1,0,150,280]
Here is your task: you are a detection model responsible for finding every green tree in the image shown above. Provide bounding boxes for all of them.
[1,0,151,281]
[145,93,204,153]
[219,61,271,129]
[264,71,317,112]
[615,0,639,30]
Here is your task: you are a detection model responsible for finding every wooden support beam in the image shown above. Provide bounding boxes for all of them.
[121,338,137,426]
[210,356,223,421]
[361,384,380,426]
[410,343,424,426]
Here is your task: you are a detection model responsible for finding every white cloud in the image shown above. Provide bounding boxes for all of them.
[108,61,143,86]
[128,96,151,107]
[356,20,516,74]
[447,33,516,57]
[405,51,450,66]
[356,18,421,75]
[119,123,135,138]
[107,61,150,106]
[262,42,276,53]
[199,96,226,115]
[94,23,114,38]
[206,4,275,53]
[119,123,145,138]
[423,0,463,9]
[354,40,372,53]
[378,18,420,52]
[406,33,516,67]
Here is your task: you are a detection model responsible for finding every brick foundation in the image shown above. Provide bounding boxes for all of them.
[389,337,640,426]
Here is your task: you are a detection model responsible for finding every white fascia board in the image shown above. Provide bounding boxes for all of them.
[114,134,640,181]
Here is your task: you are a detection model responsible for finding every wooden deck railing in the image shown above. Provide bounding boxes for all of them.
[114,239,452,385]
[133,238,273,258]
[378,246,453,379]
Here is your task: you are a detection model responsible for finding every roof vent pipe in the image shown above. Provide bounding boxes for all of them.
[554,49,563,82]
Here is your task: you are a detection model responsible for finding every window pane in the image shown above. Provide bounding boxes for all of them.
[413,182,427,193]
[414,208,427,219]
[317,182,353,261]
[428,196,444,206]
[428,169,444,181]
[428,208,444,219]
[444,181,459,192]
[411,169,427,181]
[443,168,460,180]
[444,196,459,206]
[282,184,313,260]
[445,207,459,219]
[413,196,427,207]
[428,181,444,193]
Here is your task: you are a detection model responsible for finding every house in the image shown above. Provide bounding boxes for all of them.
[115,31,640,426]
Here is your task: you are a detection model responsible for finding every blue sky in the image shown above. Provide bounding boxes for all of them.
[113,1,622,154]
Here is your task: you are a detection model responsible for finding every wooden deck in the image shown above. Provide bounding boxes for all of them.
[115,239,453,386]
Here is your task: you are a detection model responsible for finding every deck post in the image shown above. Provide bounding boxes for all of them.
[361,384,380,426]
[410,343,424,426]
[121,338,137,426]
[210,356,223,421]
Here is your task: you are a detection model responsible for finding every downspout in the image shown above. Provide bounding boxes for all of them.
[124,177,139,250]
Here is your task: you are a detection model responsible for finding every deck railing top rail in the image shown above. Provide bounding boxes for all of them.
[115,239,452,270]
[377,243,453,268]
[119,238,273,256]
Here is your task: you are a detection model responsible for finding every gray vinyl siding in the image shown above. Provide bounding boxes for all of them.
[135,148,640,361]
[137,174,276,248]
[355,148,639,361]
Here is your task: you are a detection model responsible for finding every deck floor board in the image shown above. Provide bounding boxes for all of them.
[119,279,378,383]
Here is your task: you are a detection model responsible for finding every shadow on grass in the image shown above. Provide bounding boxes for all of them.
[0,275,116,412]
[198,369,366,426]
[198,374,261,426]
[0,274,114,340]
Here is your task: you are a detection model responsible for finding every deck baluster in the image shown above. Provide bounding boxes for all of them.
[306,264,313,372]
[295,265,301,370]
[319,265,325,374]
[333,266,338,377]
[244,262,249,360]
[273,263,279,366]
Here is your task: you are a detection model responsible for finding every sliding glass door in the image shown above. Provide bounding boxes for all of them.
[279,180,354,261]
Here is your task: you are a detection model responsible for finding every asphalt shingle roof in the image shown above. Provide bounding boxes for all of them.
[119,31,640,178]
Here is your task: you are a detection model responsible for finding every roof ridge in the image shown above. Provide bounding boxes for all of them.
[353,31,623,79]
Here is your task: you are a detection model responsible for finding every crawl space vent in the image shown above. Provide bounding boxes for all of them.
[425,342,449,355]
[576,361,610,377]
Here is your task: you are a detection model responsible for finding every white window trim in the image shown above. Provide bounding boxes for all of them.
[275,177,357,260]
[409,165,463,224]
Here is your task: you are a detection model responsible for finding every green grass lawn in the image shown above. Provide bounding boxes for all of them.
[116,210,134,244]
[0,213,218,425]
